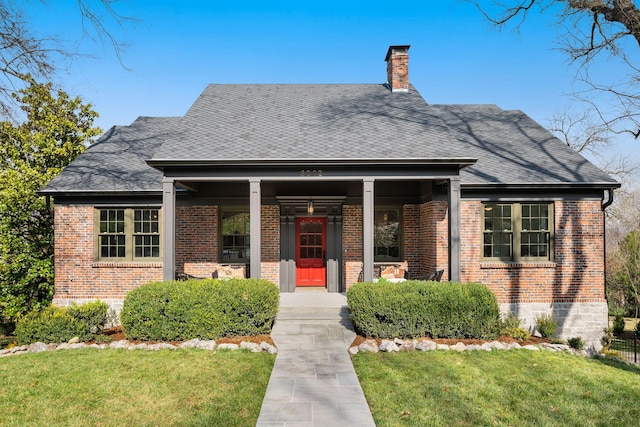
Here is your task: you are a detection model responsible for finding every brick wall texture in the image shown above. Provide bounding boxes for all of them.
[260,205,280,283]
[53,199,606,311]
[342,205,363,287]
[53,205,162,306]
[176,205,218,277]
[459,200,605,304]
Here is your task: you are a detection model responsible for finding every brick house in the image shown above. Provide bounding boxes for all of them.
[40,46,619,345]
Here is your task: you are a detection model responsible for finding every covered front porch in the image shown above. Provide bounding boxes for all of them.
[153,159,474,292]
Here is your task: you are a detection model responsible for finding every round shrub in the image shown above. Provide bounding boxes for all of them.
[347,281,501,339]
[121,278,279,341]
[66,300,110,335]
[15,306,87,344]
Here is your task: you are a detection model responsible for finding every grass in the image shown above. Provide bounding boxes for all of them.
[0,348,275,426]
[353,350,640,426]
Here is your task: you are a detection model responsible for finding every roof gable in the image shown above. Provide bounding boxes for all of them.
[41,116,181,194]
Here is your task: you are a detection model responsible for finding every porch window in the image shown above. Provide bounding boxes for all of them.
[482,203,553,261]
[95,208,161,261]
[220,209,250,262]
[374,208,401,261]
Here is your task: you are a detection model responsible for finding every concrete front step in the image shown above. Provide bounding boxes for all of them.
[276,306,350,321]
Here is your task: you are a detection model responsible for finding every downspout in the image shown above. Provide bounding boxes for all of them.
[601,187,615,309]
[601,188,614,211]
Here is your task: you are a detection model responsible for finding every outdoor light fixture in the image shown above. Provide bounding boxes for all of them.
[307,200,314,215]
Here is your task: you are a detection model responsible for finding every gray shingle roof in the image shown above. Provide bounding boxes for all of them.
[431,104,617,185]
[41,84,618,195]
[41,116,181,194]
[151,84,471,161]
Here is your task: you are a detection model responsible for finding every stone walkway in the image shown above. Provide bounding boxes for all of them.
[257,292,375,426]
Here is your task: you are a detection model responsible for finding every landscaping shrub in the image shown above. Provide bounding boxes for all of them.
[120,278,279,341]
[503,327,531,341]
[15,306,87,344]
[601,327,614,350]
[535,313,558,338]
[501,311,522,331]
[568,336,585,350]
[66,300,110,336]
[347,281,500,339]
[15,301,111,345]
[0,319,15,336]
[613,314,626,334]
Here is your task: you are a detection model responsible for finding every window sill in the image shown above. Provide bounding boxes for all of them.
[481,261,556,269]
[91,261,163,268]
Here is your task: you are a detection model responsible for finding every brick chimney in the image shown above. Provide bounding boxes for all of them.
[385,45,410,92]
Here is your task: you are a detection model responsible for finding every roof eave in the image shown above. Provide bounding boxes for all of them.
[461,182,621,190]
[36,189,163,198]
[146,157,478,170]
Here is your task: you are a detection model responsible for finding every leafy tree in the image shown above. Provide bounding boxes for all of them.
[608,228,640,317]
[0,77,100,320]
[474,1,640,139]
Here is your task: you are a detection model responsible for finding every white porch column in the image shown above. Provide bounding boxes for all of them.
[449,176,461,282]
[363,179,375,282]
[249,179,261,279]
[162,178,176,281]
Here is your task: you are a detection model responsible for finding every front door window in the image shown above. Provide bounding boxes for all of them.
[296,217,326,286]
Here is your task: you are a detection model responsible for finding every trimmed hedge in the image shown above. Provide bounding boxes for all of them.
[120,278,279,341]
[15,301,110,344]
[347,280,501,339]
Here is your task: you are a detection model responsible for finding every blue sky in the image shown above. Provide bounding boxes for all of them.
[27,0,639,172]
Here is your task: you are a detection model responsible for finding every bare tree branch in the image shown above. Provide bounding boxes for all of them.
[0,0,133,120]
[547,106,639,178]
[473,0,640,138]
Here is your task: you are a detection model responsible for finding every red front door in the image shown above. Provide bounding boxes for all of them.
[296,217,326,287]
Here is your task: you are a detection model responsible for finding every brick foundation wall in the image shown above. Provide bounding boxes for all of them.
[52,205,162,308]
[460,200,606,304]
[500,301,608,349]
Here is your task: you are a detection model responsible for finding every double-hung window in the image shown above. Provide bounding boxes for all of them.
[482,203,553,262]
[220,209,250,262]
[95,208,161,261]
[374,208,401,261]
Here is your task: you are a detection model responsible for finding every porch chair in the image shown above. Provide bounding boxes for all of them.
[175,271,197,281]
[416,269,444,282]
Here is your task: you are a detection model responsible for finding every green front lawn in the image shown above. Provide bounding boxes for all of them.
[353,350,640,426]
[0,349,275,426]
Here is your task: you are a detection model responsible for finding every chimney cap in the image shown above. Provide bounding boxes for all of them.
[385,45,411,62]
